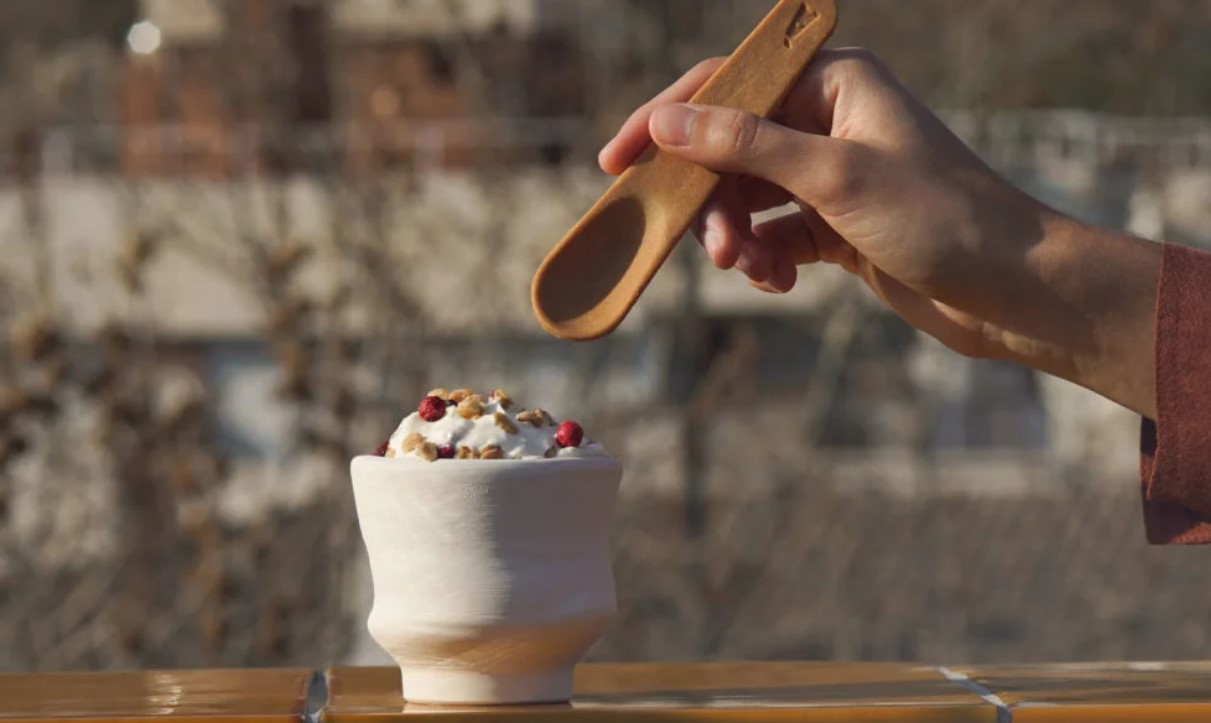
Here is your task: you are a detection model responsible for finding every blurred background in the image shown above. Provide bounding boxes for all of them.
[3,0,1211,671]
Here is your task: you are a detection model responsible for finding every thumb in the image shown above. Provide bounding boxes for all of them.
[649,103,858,209]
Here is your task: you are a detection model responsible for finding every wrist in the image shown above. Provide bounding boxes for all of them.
[1019,215,1160,417]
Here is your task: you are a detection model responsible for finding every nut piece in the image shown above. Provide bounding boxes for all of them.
[385,448,397,458]
[494,412,519,434]
[544,445,559,459]
[490,389,513,410]
[426,388,450,400]
[401,433,424,453]
[478,444,505,460]
[521,408,554,427]
[517,410,543,428]
[418,442,440,462]
[456,445,476,460]
[457,395,486,420]
[449,388,474,404]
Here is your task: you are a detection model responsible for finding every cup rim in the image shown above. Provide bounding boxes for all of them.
[351,454,621,471]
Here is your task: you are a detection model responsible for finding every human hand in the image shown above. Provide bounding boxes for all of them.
[600,49,1159,416]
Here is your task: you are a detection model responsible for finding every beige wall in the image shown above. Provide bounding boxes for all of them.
[334,0,576,37]
[137,0,579,44]
[139,0,225,43]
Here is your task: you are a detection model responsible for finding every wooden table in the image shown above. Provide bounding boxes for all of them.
[4,663,1211,721]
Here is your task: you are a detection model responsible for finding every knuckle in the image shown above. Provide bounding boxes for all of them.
[844,47,879,64]
[712,110,761,156]
[834,47,888,81]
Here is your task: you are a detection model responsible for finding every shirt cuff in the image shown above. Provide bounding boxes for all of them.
[1141,242,1211,544]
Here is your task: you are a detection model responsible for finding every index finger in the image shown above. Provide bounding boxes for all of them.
[598,57,725,175]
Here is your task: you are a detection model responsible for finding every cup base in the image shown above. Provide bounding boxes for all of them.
[400,666,575,705]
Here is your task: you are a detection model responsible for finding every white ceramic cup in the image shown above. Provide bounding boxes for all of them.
[351,455,622,705]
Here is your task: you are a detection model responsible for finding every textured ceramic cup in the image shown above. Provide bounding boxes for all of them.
[351,455,622,705]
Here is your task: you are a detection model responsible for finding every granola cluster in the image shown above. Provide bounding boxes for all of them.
[374,388,604,462]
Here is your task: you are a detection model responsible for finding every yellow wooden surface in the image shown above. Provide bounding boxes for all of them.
[956,662,1211,722]
[325,664,996,722]
[0,668,310,723]
[4,663,1211,721]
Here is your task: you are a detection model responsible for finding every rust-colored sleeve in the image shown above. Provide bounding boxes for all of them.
[1142,242,1211,544]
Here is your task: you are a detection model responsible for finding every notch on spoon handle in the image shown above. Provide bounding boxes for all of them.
[691,0,837,114]
[532,0,837,341]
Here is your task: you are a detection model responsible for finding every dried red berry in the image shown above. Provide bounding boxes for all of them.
[437,444,456,459]
[555,420,584,448]
[418,396,447,422]
[374,439,390,457]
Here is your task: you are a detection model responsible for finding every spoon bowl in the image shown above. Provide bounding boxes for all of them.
[532,195,648,331]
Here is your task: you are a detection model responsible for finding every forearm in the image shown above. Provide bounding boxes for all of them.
[1006,215,1160,418]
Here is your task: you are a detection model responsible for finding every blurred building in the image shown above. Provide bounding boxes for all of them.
[23,0,1211,476]
[119,0,588,177]
[8,0,1205,476]
[0,5,1196,511]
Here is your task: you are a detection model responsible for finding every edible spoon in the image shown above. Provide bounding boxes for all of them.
[531,0,838,341]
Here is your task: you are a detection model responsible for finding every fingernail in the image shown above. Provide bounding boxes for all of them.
[650,104,698,147]
[749,279,778,295]
[703,227,723,260]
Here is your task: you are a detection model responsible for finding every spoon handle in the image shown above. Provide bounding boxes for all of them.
[628,0,839,261]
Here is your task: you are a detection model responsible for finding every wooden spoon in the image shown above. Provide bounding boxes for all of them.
[531,0,838,341]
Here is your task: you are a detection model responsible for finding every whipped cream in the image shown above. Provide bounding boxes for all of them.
[384,390,609,461]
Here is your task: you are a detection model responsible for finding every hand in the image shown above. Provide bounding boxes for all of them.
[599,49,1160,417]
